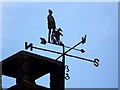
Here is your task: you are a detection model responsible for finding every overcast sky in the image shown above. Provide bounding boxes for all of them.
[1,2,118,88]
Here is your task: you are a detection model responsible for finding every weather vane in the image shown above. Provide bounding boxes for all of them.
[25,9,100,81]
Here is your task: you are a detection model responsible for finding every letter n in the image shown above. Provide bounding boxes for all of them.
[25,42,33,51]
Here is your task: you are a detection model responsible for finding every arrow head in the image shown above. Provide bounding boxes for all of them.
[40,37,47,45]
[80,49,85,53]
[81,35,87,44]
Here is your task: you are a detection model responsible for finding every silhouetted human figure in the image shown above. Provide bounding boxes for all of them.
[47,9,56,43]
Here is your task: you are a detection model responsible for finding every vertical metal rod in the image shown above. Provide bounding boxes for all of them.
[62,44,65,90]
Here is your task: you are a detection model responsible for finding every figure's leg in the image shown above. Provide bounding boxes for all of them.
[51,31,53,42]
[48,29,51,43]
[51,30,55,42]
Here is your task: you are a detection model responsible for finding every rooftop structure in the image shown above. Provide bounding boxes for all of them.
[1,50,64,90]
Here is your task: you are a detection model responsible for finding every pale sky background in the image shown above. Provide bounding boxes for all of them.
[0,2,118,89]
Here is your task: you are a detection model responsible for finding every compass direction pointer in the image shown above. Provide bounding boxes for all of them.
[93,58,99,67]
[82,35,87,44]
[25,42,99,67]
[25,42,33,51]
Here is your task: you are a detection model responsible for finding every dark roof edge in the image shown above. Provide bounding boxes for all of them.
[1,50,62,65]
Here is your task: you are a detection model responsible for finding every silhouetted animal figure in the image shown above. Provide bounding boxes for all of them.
[51,28,63,45]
